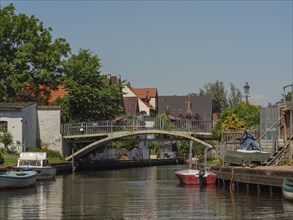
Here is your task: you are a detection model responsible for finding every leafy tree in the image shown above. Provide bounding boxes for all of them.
[59,49,125,122]
[0,4,70,104]
[212,102,260,139]
[280,91,292,104]
[227,83,242,108]
[199,80,228,113]
[199,81,243,113]
[148,141,160,155]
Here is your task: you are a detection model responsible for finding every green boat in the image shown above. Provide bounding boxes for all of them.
[282,178,293,201]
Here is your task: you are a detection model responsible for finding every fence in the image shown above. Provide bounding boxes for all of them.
[61,119,213,136]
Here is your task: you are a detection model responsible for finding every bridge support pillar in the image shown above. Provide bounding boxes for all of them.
[71,147,76,173]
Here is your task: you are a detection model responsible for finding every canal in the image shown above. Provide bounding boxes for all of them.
[0,164,292,219]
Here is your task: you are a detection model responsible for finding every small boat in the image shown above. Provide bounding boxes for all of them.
[282,178,293,201]
[175,169,217,185]
[0,170,37,189]
[17,152,57,180]
[174,141,216,185]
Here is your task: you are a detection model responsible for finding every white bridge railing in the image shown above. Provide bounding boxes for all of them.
[61,119,213,136]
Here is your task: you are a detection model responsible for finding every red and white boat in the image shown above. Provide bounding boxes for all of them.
[175,141,216,185]
[174,169,216,185]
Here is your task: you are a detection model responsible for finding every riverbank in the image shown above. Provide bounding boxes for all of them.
[52,157,185,173]
[210,165,293,191]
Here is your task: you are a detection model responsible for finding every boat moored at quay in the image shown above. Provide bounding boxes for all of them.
[17,152,57,180]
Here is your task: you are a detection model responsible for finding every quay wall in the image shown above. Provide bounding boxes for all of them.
[210,166,293,188]
[52,158,184,173]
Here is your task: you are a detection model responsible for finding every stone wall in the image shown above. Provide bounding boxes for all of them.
[37,107,62,153]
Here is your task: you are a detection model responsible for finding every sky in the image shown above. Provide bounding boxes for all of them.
[1,0,293,107]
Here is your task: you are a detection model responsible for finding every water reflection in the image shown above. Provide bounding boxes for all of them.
[0,165,292,219]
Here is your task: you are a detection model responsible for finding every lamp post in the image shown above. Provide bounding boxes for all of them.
[244,82,250,105]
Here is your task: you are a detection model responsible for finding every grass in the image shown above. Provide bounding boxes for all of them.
[1,153,65,167]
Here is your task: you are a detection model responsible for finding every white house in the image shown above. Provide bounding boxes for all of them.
[122,84,158,117]
[0,102,37,151]
[0,102,63,153]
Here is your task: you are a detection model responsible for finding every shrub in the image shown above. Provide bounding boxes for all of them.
[0,151,4,164]
[26,148,64,160]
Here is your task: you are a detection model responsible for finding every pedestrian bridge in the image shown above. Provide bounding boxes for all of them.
[61,119,213,161]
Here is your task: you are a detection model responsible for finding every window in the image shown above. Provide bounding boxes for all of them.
[179,108,183,113]
[172,108,176,113]
[0,121,8,132]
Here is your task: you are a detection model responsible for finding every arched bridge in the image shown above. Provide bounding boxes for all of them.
[61,119,213,161]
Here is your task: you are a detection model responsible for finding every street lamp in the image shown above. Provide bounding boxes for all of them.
[244,82,250,105]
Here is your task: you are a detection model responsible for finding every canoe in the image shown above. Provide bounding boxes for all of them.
[0,170,37,189]
[282,178,293,201]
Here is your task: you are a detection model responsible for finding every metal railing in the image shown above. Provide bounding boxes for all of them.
[61,119,213,136]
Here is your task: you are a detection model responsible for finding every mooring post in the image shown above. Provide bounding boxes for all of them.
[189,140,193,169]
[257,185,261,194]
[269,186,273,196]
[71,147,75,173]
[204,148,207,170]
[246,183,249,193]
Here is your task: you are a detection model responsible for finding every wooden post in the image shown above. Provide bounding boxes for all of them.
[71,147,75,173]
[189,140,193,169]
[269,186,273,196]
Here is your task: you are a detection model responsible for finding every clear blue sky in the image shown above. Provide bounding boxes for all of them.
[2,0,293,107]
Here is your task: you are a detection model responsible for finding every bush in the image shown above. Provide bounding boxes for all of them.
[26,148,64,160]
[0,151,4,164]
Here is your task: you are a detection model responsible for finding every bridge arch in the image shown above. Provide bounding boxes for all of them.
[65,129,212,161]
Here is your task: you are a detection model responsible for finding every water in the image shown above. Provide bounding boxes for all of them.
[0,165,292,220]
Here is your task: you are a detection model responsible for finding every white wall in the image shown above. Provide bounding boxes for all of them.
[37,108,62,153]
[0,110,22,149]
[122,86,151,116]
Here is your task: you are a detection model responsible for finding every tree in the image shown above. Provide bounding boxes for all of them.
[59,49,125,122]
[0,131,13,152]
[212,102,260,139]
[199,80,228,113]
[199,81,243,113]
[0,4,70,104]
[227,83,242,108]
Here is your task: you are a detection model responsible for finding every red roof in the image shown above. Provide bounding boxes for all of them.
[48,86,68,103]
[131,88,157,99]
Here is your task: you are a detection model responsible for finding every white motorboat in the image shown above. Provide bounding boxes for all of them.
[17,152,57,180]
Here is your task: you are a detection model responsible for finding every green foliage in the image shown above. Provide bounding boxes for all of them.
[148,141,160,154]
[227,83,242,108]
[0,4,70,104]
[0,131,13,152]
[212,102,260,139]
[280,91,292,103]
[110,138,138,151]
[26,147,64,160]
[0,151,4,164]
[221,113,246,131]
[199,80,228,113]
[199,81,242,113]
[59,49,125,122]
[177,140,205,157]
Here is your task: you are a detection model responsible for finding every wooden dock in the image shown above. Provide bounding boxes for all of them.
[210,165,293,192]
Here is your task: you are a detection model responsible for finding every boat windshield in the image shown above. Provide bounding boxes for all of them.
[18,160,42,167]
